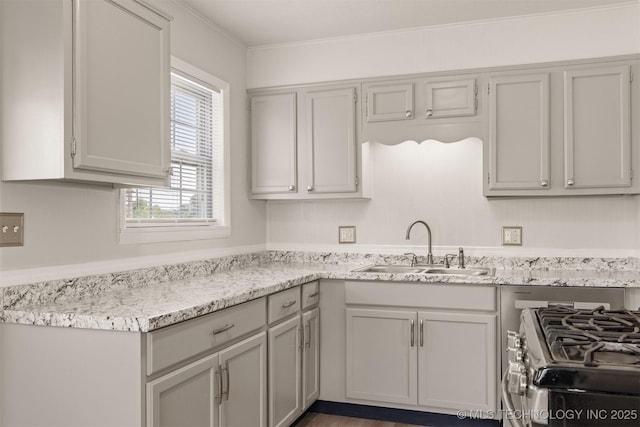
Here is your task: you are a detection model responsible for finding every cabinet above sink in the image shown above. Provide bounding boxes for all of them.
[361,74,482,145]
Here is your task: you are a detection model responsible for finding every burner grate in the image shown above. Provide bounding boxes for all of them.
[538,306,640,367]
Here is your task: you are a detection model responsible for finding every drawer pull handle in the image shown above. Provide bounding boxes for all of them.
[212,323,235,335]
[308,291,320,298]
[281,300,297,309]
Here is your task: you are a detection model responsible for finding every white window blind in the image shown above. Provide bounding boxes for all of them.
[123,72,223,226]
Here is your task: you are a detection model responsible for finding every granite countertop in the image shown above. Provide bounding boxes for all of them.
[3,252,640,333]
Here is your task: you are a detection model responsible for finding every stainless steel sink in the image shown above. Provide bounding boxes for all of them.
[357,265,428,274]
[423,267,494,276]
[356,265,494,276]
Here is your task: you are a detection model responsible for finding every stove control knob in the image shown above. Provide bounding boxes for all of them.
[507,330,522,349]
[508,347,524,363]
[507,362,527,396]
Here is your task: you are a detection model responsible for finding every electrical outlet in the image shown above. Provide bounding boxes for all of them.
[502,226,522,246]
[338,226,356,244]
[0,213,24,247]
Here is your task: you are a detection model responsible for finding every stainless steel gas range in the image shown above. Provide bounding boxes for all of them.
[503,306,640,427]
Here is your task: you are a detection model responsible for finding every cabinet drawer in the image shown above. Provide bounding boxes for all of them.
[345,282,496,311]
[268,287,301,324]
[146,297,266,375]
[301,281,320,309]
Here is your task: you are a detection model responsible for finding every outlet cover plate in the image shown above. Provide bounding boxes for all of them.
[0,213,24,247]
[338,226,356,244]
[502,226,522,246]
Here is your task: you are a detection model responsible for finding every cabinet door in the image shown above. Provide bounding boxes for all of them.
[487,73,550,190]
[417,311,496,413]
[268,316,302,427]
[364,82,414,122]
[147,353,218,427]
[345,308,417,405]
[564,65,631,188]
[302,308,320,410]
[251,93,298,194]
[73,0,170,180]
[424,78,477,119]
[304,87,358,194]
[219,332,267,427]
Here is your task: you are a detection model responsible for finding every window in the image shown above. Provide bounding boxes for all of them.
[119,58,230,244]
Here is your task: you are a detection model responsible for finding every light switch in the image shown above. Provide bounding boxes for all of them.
[338,226,356,244]
[0,213,24,247]
[502,226,522,246]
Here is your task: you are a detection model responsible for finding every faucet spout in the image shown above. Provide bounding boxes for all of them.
[405,220,434,265]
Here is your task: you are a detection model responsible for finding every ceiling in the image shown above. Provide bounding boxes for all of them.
[177,0,634,47]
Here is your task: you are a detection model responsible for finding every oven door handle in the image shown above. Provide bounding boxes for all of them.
[501,371,527,427]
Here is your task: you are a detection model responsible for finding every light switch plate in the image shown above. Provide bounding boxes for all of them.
[502,226,522,246]
[0,213,24,247]
[338,226,356,244]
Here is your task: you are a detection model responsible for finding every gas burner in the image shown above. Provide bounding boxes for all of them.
[537,306,640,367]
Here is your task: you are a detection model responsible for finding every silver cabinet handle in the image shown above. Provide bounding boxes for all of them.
[298,326,304,350]
[420,319,424,347]
[308,291,320,298]
[288,185,295,191]
[567,179,575,186]
[405,110,412,118]
[410,319,415,347]
[541,180,548,187]
[212,323,235,335]
[221,362,229,401]
[215,368,223,405]
[305,321,311,348]
[307,185,313,192]
[425,109,433,118]
[281,300,297,309]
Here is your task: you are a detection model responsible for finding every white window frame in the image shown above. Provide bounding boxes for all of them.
[118,57,231,244]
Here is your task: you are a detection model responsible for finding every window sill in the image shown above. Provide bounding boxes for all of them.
[119,225,231,245]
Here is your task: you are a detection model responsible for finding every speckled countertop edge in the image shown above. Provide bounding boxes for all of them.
[3,251,640,332]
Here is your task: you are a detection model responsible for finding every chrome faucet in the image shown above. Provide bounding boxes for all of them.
[405,220,434,265]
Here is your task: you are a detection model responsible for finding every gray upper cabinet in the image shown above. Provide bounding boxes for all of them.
[250,84,370,200]
[484,57,638,197]
[251,92,298,195]
[365,82,415,122]
[487,72,550,191]
[362,75,482,144]
[1,0,171,186]
[424,78,477,119]
[564,65,631,189]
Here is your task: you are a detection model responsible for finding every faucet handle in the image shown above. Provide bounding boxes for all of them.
[443,254,457,268]
[404,252,418,267]
[458,247,465,269]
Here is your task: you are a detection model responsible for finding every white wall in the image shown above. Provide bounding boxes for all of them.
[247,2,640,88]
[267,141,639,257]
[0,0,266,275]
[257,3,640,257]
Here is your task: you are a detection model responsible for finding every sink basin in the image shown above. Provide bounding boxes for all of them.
[357,265,428,274]
[356,265,494,276]
[423,267,494,276]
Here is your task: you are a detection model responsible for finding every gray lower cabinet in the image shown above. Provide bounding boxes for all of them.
[147,331,268,427]
[344,281,498,418]
[268,315,303,427]
[267,282,321,427]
